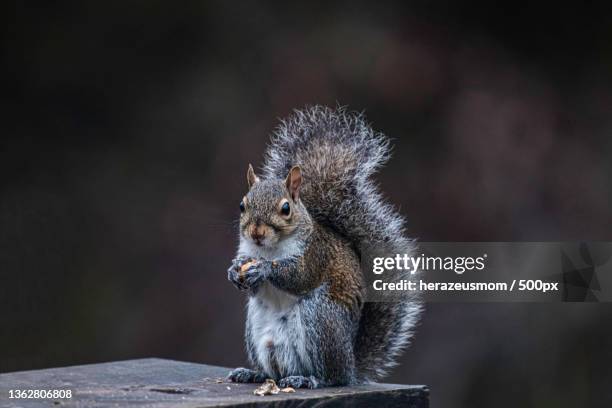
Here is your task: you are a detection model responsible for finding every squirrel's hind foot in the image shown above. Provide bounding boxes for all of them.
[227,367,267,383]
[278,375,319,389]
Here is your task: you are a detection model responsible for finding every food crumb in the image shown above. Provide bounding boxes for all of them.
[240,260,257,278]
[253,379,280,396]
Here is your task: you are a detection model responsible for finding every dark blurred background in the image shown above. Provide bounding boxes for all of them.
[2,1,612,406]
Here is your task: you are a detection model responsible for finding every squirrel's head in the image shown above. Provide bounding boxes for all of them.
[238,164,307,248]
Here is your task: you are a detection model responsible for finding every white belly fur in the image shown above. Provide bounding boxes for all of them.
[247,282,312,378]
[240,236,310,377]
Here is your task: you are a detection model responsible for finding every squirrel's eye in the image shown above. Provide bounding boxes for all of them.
[239,201,245,213]
[281,201,290,216]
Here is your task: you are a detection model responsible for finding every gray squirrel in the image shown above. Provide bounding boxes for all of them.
[227,106,422,389]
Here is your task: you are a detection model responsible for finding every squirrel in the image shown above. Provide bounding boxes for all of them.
[226,106,422,389]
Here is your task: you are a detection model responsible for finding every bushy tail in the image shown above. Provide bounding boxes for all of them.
[262,105,422,381]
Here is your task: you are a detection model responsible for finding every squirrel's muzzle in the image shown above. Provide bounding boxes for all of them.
[249,223,270,246]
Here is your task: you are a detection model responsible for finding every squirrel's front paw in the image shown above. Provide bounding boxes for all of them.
[227,257,251,291]
[227,257,269,291]
[240,261,268,291]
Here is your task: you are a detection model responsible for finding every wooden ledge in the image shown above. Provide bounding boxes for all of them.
[0,358,429,407]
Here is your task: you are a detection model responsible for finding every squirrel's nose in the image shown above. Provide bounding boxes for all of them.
[250,224,266,244]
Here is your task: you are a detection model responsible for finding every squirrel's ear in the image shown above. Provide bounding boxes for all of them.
[285,166,302,201]
[247,164,260,189]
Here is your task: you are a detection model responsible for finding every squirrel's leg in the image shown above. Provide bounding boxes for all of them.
[278,293,358,389]
[259,257,323,296]
[228,303,269,384]
[227,367,267,383]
